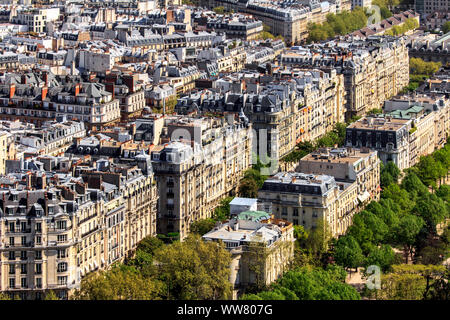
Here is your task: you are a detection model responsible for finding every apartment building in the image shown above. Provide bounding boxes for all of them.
[205,14,263,40]
[384,95,450,166]
[152,116,252,239]
[175,69,345,169]
[297,147,381,203]
[0,156,158,300]
[258,172,359,237]
[345,116,412,170]
[202,212,294,298]
[12,8,60,33]
[280,36,410,120]
[415,0,449,15]
[14,120,86,157]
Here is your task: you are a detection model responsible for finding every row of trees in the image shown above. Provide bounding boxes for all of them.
[72,235,234,300]
[384,18,419,36]
[405,58,442,92]
[240,265,360,300]
[331,143,450,299]
[307,8,368,42]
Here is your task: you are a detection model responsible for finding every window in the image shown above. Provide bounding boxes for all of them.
[35,251,42,260]
[36,236,41,245]
[21,222,27,232]
[21,278,27,288]
[281,207,287,216]
[21,236,27,246]
[57,249,66,259]
[20,251,27,260]
[9,222,14,232]
[57,234,67,243]
[57,262,67,273]
[57,221,66,230]
[57,276,67,286]
[9,278,15,289]
[9,264,15,274]
[9,237,14,246]
[293,208,298,216]
[9,251,15,260]
[21,263,27,274]
[36,278,42,289]
[35,223,41,233]
[35,263,42,275]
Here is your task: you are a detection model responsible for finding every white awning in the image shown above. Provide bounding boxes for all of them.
[89,263,94,271]
[101,257,105,265]
[357,191,371,203]
[84,266,89,274]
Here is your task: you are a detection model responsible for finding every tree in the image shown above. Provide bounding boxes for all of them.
[400,171,429,199]
[0,293,11,300]
[359,211,389,244]
[412,194,448,233]
[190,218,216,236]
[277,266,360,300]
[364,244,396,273]
[153,235,232,300]
[44,290,60,300]
[304,220,333,264]
[213,196,233,221]
[443,21,450,34]
[435,184,450,202]
[381,184,415,213]
[410,58,442,77]
[347,214,375,254]
[333,235,364,272]
[392,214,425,263]
[136,236,164,257]
[73,266,164,300]
[238,178,259,198]
[380,161,400,188]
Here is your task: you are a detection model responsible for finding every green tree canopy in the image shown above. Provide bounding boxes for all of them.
[333,235,364,271]
[153,235,232,300]
[190,218,216,236]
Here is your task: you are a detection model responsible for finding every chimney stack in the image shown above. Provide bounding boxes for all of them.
[9,84,15,99]
[74,83,81,96]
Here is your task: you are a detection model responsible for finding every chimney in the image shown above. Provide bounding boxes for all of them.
[9,84,15,99]
[123,75,135,93]
[41,86,48,101]
[74,83,81,96]
[105,82,115,99]
[43,72,48,87]
[166,10,174,23]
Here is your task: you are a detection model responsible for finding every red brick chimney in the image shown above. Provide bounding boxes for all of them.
[41,86,48,101]
[123,75,135,93]
[166,10,174,23]
[74,83,81,96]
[105,82,114,99]
[9,84,15,99]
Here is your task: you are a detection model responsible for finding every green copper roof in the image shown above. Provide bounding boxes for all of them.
[237,210,271,222]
